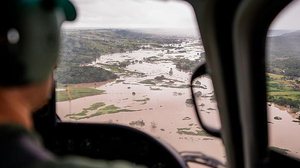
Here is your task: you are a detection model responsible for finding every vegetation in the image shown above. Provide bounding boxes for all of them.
[139,79,156,85]
[56,87,105,102]
[267,73,300,112]
[66,102,140,120]
[83,102,106,111]
[161,84,190,89]
[173,58,204,72]
[266,31,300,114]
[177,128,191,131]
[143,56,160,63]
[270,146,290,155]
[150,87,162,91]
[139,76,186,89]
[56,66,118,84]
[267,30,300,77]
[57,29,180,84]
[182,117,191,120]
[151,121,157,128]
[185,99,193,105]
[94,62,146,77]
[177,128,211,137]
[129,120,145,127]
[134,98,150,105]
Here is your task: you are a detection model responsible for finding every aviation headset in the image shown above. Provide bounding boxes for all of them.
[0,0,76,86]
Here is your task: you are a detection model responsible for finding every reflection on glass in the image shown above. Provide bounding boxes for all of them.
[267,0,300,158]
[191,76,221,131]
[55,0,225,166]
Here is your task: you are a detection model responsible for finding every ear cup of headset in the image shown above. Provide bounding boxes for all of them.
[0,0,76,86]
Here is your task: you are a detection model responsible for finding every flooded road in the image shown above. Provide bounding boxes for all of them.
[57,39,300,167]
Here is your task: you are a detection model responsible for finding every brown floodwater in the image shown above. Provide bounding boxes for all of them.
[268,104,300,158]
[57,40,300,167]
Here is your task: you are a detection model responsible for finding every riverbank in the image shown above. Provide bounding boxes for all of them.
[268,104,300,158]
[267,73,300,114]
[62,79,115,88]
[271,103,300,120]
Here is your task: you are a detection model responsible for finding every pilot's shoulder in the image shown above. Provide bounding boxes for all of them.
[33,156,147,168]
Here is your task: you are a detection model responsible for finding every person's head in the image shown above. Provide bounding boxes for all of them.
[0,0,76,119]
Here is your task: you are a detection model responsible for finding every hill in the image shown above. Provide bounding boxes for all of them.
[56,29,179,84]
[267,30,300,77]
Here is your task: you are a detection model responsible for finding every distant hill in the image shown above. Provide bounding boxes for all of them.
[267,30,293,37]
[267,30,300,58]
[57,29,180,84]
[267,30,300,76]
[132,28,200,38]
[60,29,180,64]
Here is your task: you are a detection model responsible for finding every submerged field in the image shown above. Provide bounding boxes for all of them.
[56,34,227,162]
[56,29,300,164]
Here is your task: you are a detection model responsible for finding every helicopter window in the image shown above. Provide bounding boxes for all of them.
[266,0,300,158]
[55,0,225,166]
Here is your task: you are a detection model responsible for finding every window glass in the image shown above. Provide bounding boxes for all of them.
[56,0,224,166]
[267,0,300,157]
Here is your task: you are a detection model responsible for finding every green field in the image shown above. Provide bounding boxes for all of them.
[267,73,300,111]
[176,128,211,136]
[56,87,105,102]
[65,102,139,120]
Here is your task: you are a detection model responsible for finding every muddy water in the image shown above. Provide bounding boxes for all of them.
[58,81,225,167]
[268,104,300,158]
[57,39,300,167]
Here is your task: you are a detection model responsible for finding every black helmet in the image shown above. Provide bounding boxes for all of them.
[0,0,76,86]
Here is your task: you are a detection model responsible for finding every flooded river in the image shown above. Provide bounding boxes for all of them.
[57,39,300,167]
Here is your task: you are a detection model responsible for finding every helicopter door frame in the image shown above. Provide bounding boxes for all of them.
[234,0,300,167]
[188,0,244,167]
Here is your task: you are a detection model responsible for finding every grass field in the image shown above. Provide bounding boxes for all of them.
[65,102,139,120]
[56,87,105,102]
[176,128,211,136]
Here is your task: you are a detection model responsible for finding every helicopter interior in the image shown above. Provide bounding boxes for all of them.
[30,0,300,168]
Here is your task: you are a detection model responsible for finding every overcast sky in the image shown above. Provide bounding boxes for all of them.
[63,0,198,29]
[63,0,300,30]
[271,0,300,30]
